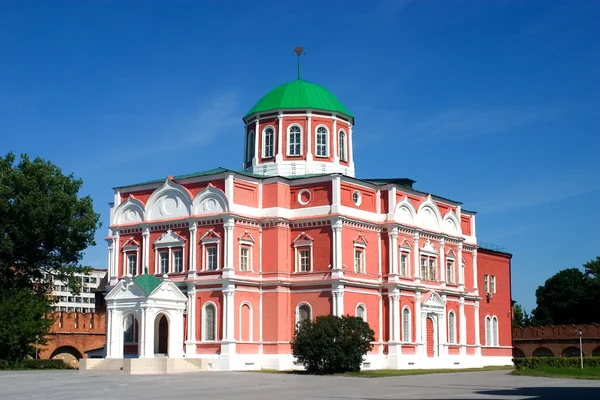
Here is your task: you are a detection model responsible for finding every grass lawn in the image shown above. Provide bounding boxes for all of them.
[512,367,600,380]
[255,365,513,378]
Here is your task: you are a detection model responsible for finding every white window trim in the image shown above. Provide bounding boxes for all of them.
[353,242,366,273]
[295,302,312,324]
[420,253,438,281]
[287,124,303,156]
[239,302,253,342]
[492,315,499,347]
[315,124,329,158]
[200,233,221,271]
[485,315,492,346]
[239,239,253,271]
[352,190,362,206]
[262,126,275,158]
[402,306,411,343]
[202,301,218,342]
[338,129,347,161]
[356,303,367,321]
[154,232,186,274]
[446,256,455,284]
[484,274,490,293]
[123,249,139,277]
[448,310,456,344]
[294,240,313,272]
[491,275,496,293]
[399,247,411,277]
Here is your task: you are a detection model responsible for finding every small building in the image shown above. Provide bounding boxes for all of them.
[44,269,107,313]
[95,75,513,372]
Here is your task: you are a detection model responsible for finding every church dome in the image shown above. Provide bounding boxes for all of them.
[245,79,353,121]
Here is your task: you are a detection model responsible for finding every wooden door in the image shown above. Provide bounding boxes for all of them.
[426,317,435,357]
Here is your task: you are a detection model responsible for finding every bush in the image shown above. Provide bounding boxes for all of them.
[291,314,375,374]
[513,357,600,370]
[0,359,72,370]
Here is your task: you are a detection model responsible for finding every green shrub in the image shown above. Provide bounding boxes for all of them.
[291,314,375,374]
[513,357,600,370]
[0,359,72,370]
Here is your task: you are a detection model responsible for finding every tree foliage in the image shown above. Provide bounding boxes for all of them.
[0,152,100,294]
[291,315,375,374]
[530,263,600,325]
[512,302,531,327]
[0,285,53,361]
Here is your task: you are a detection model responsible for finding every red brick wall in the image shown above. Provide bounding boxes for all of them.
[513,324,600,357]
[39,312,106,359]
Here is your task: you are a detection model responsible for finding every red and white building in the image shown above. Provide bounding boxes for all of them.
[100,78,513,372]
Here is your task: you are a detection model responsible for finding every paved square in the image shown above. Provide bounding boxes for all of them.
[1,370,599,399]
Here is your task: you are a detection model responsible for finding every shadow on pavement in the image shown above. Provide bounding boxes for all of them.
[477,386,600,399]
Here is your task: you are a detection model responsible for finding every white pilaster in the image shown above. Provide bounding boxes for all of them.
[457,242,464,287]
[185,286,197,356]
[253,119,259,165]
[459,297,466,356]
[472,250,478,294]
[143,308,154,357]
[111,231,120,283]
[413,232,420,281]
[392,290,400,342]
[389,227,399,279]
[306,113,313,163]
[139,308,147,357]
[377,231,382,276]
[259,289,263,355]
[225,173,234,204]
[348,125,354,171]
[332,118,338,164]
[188,222,197,274]
[142,226,150,274]
[223,218,235,277]
[107,244,114,281]
[332,175,341,213]
[414,291,423,355]
[332,283,344,316]
[439,295,447,356]
[387,186,397,219]
[220,283,237,369]
[332,218,343,276]
[276,113,283,162]
[439,238,446,284]
[474,300,481,356]
[378,288,383,354]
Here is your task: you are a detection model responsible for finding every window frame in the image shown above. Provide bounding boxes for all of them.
[296,302,312,325]
[246,130,255,163]
[315,125,329,157]
[448,311,456,344]
[484,274,490,293]
[402,306,411,343]
[354,248,365,273]
[123,314,138,344]
[338,129,347,161]
[420,254,437,281]
[446,257,455,284]
[200,231,221,271]
[159,251,169,274]
[356,303,366,321]
[399,248,411,277]
[202,302,218,342]
[172,249,183,273]
[127,253,138,277]
[262,126,275,158]
[492,316,499,346]
[491,275,496,293]
[287,124,302,156]
[294,236,313,272]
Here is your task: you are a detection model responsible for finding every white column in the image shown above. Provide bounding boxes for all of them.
[111,231,119,282]
[472,250,478,294]
[387,187,397,219]
[348,125,354,171]
[186,286,197,356]
[276,113,283,162]
[189,222,197,273]
[106,309,113,357]
[474,300,481,356]
[415,291,422,354]
[142,226,149,274]
[388,295,394,343]
[139,308,147,357]
[389,228,399,276]
[223,285,235,341]
[259,289,263,354]
[439,238,446,283]
[332,219,343,274]
[306,113,313,163]
[378,289,383,353]
[223,218,235,276]
[377,231,382,276]
[253,119,259,166]
[439,295,447,356]
[332,284,344,316]
[143,309,155,358]
[457,243,464,286]
[459,297,466,356]
[332,118,338,164]
[107,244,114,281]
[392,291,400,342]
[413,232,420,280]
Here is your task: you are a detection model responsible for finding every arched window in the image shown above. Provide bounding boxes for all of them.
[356,304,366,321]
[338,130,347,161]
[263,126,274,158]
[246,131,255,163]
[203,303,217,341]
[485,316,492,346]
[448,311,456,344]
[402,307,411,342]
[297,303,311,324]
[492,316,499,347]
[288,125,301,156]
[316,126,328,157]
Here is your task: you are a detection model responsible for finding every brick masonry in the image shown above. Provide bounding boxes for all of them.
[513,324,600,357]
[39,312,106,361]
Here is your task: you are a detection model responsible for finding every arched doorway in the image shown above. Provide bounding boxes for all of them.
[154,314,169,356]
[426,317,435,357]
[50,346,83,368]
[512,348,526,358]
[561,347,581,357]
[123,314,140,358]
[532,347,554,357]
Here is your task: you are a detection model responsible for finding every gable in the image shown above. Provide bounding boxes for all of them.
[147,281,188,302]
[154,229,186,248]
[105,278,147,301]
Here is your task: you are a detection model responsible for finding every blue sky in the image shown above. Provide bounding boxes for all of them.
[2,0,599,312]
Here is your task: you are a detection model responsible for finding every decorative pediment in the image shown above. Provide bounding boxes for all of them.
[446,249,457,259]
[146,179,192,221]
[420,239,437,254]
[238,231,255,244]
[147,281,188,302]
[417,195,442,232]
[192,185,229,215]
[421,291,445,309]
[112,196,145,225]
[105,277,147,301]
[293,232,314,247]
[200,229,221,243]
[353,233,368,247]
[394,196,416,225]
[442,210,461,236]
[154,229,186,249]
[122,237,141,250]
[400,239,413,250]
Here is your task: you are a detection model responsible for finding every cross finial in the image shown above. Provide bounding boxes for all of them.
[294,46,305,80]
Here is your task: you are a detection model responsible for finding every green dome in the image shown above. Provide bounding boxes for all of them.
[245,79,353,121]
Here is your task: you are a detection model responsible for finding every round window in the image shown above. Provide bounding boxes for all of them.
[298,189,311,205]
[352,190,362,206]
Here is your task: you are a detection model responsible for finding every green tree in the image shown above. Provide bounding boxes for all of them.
[0,152,100,361]
[530,268,590,325]
[512,302,531,327]
[0,152,100,293]
[291,315,375,374]
[0,285,53,362]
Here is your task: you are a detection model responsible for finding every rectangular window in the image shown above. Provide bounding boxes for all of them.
[206,246,217,270]
[354,249,363,273]
[421,257,427,279]
[127,253,137,276]
[240,247,250,271]
[491,275,496,293]
[159,251,169,274]
[173,249,183,273]
[90,278,97,284]
[428,258,436,281]
[288,127,301,156]
[299,249,310,272]
[446,260,454,283]
[484,274,489,292]
[400,253,409,276]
